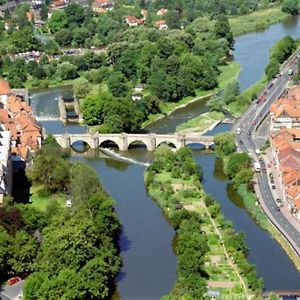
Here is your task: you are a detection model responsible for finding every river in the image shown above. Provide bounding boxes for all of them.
[29,15,300,299]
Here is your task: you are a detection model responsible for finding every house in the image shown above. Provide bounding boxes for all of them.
[0,80,12,107]
[132,93,143,101]
[155,20,168,29]
[134,84,144,93]
[141,9,147,20]
[270,86,300,132]
[157,8,168,16]
[92,0,113,13]
[125,15,144,27]
[50,0,68,10]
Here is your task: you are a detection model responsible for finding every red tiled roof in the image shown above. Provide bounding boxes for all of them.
[0,79,11,95]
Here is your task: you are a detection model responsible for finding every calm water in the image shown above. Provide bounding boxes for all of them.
[29,15,300,297]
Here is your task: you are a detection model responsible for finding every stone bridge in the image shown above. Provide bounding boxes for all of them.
[52,133,214,151]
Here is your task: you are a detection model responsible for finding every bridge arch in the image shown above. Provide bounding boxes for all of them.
[69,137,93,149]
[70,140,91,153]
[157,141,177,149]
[99,139,120,149]
[128,140,149,150]
[185,141,208,150]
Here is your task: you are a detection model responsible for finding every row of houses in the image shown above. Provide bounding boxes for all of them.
[0,79,42,205]
[270,86,300,220]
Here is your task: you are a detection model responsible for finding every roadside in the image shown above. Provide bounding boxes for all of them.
[0,280,24,300]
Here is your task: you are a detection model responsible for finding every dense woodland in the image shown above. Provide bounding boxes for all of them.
[0,137,121,299]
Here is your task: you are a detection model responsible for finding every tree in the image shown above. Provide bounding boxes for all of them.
[282,0,299,15]
[0,226,12,276]
[214,15,234,50]
[43,40,61,55]
[107,71,130,97]
[65,3,85,25]
[56,62,78,80]
[9,230,38,274]
[81,92,111,125]
[214,132,236,157]
[48,10,68,33]
[233,168,254,188]
[73,78,91,100]
[227,152,250,179]
[55,28,72,46]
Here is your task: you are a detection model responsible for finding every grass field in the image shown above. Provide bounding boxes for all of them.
[229,7,288,36]
[29,185,66,212]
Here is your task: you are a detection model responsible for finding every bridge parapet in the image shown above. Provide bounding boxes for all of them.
[52,133,214,151]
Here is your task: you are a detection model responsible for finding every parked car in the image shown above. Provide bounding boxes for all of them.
[271,185,276,190]
[7,277,21,285]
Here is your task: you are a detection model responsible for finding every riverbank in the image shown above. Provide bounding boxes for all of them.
[142,61,241,129]
[176,111,224,133]
[229,6,288,37]
[239,183,300,271]
[145,147,262,298]
[215,131,300,272]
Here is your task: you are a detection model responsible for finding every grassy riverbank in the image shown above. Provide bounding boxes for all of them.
[215,132,300,272]
[229,7,288,37]
[176,111,224,133]
[142,61,241,128]
[145,146,262,299]
[227,75,268,117]
[238,184,300,271]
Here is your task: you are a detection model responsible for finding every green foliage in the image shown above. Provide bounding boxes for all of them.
[26,141,70,194]
[265,35,295,79]
[214,132,236,157]
[73,77,91,100]
[282,0,299,15]
[226,152,250,179]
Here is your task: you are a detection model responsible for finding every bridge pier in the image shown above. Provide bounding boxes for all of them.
[176,134,186,149]
[148,135,156,151]
[90,135,99,149]
[119,133,128,151]
[60,136,71,148]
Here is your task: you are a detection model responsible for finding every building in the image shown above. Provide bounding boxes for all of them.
[270,127,300,219]
[157,8,168,15]
[155,20,168,29]
[92,0,113,13]
[270,86,300,132]
[125,15,144,27]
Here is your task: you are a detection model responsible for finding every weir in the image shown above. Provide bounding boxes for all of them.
[58,96,83,124]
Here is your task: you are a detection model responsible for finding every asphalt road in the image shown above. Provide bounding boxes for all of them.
[235,51,300,256]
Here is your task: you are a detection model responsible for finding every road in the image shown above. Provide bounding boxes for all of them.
[235,50,300,257]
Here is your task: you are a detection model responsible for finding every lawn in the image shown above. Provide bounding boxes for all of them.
[229,7,288,36]
[176,111,224,133]
[29,185,66,212]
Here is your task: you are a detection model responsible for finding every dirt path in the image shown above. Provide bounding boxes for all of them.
[203,203,252,300]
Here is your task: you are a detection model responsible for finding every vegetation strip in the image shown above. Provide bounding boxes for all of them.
[145,146,262,299]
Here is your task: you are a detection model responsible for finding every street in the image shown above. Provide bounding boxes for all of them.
[236,51,300,257]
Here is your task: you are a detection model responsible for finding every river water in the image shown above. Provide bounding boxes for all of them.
[29,15,300,298]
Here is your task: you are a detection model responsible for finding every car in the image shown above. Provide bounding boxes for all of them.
[271,185,276,190]
[7,277,21,286]
[239,140,244,145]
[275,206,280,211]
[247,131,251,135]
[270,179,275,184]
[262,168,267,173]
